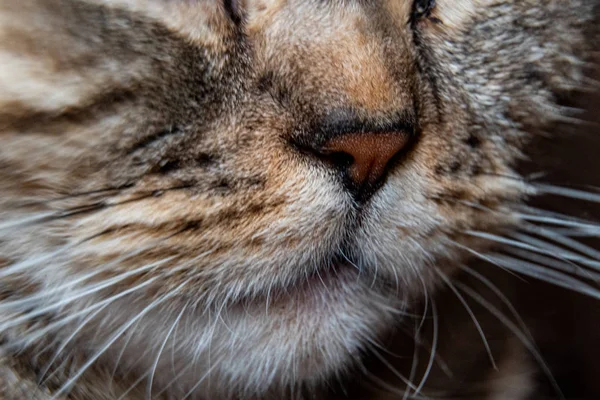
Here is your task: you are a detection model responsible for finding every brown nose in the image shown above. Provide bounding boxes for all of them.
[319,132,410,199]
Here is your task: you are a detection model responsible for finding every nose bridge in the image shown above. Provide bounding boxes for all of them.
[254,0,415,112]
[275,7,414,112]
[338,51,398,111]
[328,33,412,112]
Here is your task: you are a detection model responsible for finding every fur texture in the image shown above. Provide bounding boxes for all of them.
[0,0,597,398]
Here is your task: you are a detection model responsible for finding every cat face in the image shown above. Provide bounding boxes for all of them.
[0,0,594,397]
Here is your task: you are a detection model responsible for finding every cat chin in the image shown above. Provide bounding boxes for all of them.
[98,265,404,397]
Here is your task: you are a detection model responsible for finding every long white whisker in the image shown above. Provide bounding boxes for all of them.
[433,267,497,370]
[15,277,159,347]
[116,371,150,400]
[455,282,565,400]
[0,247,71,280]
[413,296,438,396]
[467,230,600,271]
[504,247,600,282]
[154,364,192,398]
[362,341,421,394]
[402,324,421,400]
[50,280,188,399]
[38,304,109,385]
[447,239,525,281]
[1,257,176,332]
[487,253,600,300]
[180,355,224,400]
[518,213,600,234]
[109,317,144,395]
[523,224,600,261]
[147,303,188,400]
[0,212,56,231]
[511,232,600,266]
[534,184,600,203]
[0,247,163,310]
[457,264,533,342]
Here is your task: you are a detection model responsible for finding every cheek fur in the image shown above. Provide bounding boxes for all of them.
[0,0,596,398]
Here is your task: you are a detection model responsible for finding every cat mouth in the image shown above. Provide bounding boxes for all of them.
[246,258,372,312]
[302,260,361,289]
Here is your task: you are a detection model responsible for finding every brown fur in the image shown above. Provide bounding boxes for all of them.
[0,0,598,398]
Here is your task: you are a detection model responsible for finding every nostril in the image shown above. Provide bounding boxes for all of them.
[301,131,412,203]
[318,151,355,170]
[293,109,417,202]
[324,132,410,189]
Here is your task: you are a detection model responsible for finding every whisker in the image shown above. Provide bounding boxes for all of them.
[521,224,600,262]
[503,247,600,282]
[416,274,430,332]
[512,232,590,263]
[362,340,420,394]
[1,184,196,230]
[0,211,57,231]
[14,277,159,348]
[109,316,144,395]
[475,173,600,198]
[364,373,431,400]
[0,227,156,282]
[469,230,600,266]
[455,282,565,400]
[433,267,498,370]
[38,304,109,386]
[446,238,526,282]
[533,183,600,203]
[0,193,155,232]
[402,324,421,400]
[0,245,161,310]
[0,247,73,280]
[513,230,600,265]
[520,214,600,235]
[180,355,225,400]
[0,257,176,332]
[467,230,600,271]
[413,296,438,396]
[116,371,150,400]
[25,185,134,205]
[153,363,192,398]
[49,280,189,399]
[516,205,600,231]
[147,303,188,400]
[457,264,533,342]
[485,253,600,300]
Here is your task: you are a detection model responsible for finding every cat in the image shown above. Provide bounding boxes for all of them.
[0,0,598,398]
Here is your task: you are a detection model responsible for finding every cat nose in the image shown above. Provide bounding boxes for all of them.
[317,132,411,201]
